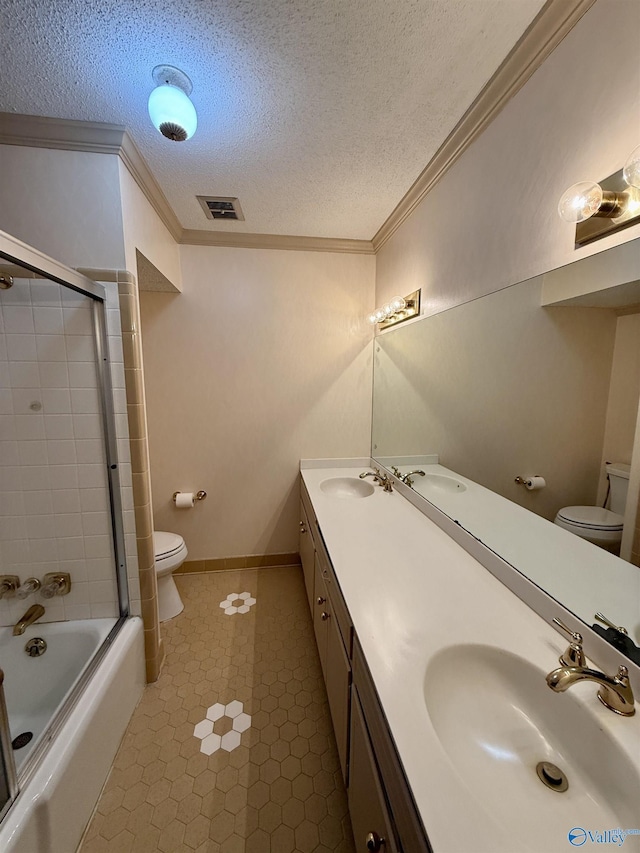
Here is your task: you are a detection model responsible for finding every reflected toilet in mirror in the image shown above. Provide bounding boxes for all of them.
[554,463,630,553]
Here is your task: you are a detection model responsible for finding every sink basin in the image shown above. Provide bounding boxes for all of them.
[420,473,466,493]
[319,477,375,499]
[424,644,640,849]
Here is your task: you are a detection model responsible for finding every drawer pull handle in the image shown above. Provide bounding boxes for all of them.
[366,831,385,851]
[317,596,326,605]
[321,611,330,621]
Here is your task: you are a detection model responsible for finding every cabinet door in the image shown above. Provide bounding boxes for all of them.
[299,501,315,611]
[325,593,351,784]
[313,555,329,675]
[349,692,399,853]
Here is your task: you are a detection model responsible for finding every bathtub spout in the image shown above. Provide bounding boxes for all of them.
[13,604,45,636]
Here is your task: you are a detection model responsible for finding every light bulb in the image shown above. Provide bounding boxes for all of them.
[148,83,197,141]
[390,296,406,312]
[623,145,640,189]
[367,313,378,325]
[374,309,386,323]
[557,181,603,223]
[382,303,393,317]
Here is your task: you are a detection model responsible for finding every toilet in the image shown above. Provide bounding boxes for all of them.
[554,462,630,552]
[154,531,188,621]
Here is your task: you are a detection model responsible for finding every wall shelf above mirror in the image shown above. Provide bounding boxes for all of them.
[372,236,640,664]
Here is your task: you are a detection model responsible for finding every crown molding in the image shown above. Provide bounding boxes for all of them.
[0,112,183,242]
[0,0,595,263]
[371,0,597,252]
[180,229,374,254]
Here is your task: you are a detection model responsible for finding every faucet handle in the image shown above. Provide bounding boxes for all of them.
[595,612,629,636]
[553,617,586,668]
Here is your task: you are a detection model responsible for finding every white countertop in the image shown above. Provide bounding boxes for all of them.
[301,463,640,853]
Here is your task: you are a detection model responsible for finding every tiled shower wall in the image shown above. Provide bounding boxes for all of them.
[0,271,140,625]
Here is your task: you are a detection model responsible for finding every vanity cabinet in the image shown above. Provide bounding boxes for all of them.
[300,476,432,851]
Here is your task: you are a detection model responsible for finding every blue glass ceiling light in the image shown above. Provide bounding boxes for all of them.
[148,65,197,142]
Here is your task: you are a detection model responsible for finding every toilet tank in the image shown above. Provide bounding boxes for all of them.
[605,462,631,515]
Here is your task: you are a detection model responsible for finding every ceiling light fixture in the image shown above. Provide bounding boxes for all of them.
[367,290,421,330]
[557,146,640,246]
[148,65,197,142]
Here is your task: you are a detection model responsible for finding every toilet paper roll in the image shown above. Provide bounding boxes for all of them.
[175,492,194,508]
[525,476,546,491]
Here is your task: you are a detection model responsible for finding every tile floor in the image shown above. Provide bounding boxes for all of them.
[80,567,355,853]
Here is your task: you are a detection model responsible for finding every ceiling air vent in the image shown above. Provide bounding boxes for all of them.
[197,196,245,221]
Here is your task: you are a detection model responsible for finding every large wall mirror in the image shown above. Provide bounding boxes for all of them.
[372,237,640,664]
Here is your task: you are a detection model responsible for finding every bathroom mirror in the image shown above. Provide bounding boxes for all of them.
[371,237,640,662]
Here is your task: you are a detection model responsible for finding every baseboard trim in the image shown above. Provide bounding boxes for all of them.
[177,553,301,574]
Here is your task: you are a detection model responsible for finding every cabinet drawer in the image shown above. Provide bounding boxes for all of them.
[349,691,399,853]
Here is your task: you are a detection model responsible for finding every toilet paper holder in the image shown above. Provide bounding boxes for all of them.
[173,490,207,502]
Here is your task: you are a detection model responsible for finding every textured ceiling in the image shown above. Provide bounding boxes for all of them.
[0,0,545,239]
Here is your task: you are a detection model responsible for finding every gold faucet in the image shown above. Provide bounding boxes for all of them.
[13,604,45,636]
[546,618,635,717]
[359,468,393,492]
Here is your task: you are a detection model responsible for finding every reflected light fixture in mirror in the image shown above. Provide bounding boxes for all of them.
[148,65,197,142]
[558,146,640,247]
[367,289,421,330]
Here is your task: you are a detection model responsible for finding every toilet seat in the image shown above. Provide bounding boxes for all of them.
[555,506,623,532]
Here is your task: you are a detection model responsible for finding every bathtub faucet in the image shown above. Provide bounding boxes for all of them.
[13,604,45,636]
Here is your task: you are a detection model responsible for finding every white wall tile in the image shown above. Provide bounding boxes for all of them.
[42,388,71,414]
[36,334,67,362]
[0,279,133,627]
[68,361,98,388]
[0,441,19,466]
[18,440,47,466]
[30,281,61,307]
[54,513,83,538]
[33,307,64,335]
[39,362,69,388]
[64,335,94,362]
[3,306,34,333]
[51,489,81,513]
[44,414,74,439]
[71,388,100,414]
[47,439,77,464]
[63,306,93,336]
[14,413,45,439]
[6,334,37,361]
[9,361,40,388]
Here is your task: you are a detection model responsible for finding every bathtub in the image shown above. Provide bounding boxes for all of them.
[0,616,144,853]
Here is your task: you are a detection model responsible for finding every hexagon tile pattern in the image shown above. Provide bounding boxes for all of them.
[220,591,257,615]
[80,566,355,853]
[194,701,252,755]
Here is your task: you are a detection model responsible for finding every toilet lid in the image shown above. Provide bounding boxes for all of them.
[154,531,185,559]
[556,506,624,531]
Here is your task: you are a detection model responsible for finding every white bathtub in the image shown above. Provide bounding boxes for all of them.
[1,618,117,774]
[0,616,144,853]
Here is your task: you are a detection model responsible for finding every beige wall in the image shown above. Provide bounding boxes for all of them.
[375,0,640,314]
[118,161,182,292]
[0,146,126,270]
[140,245,374,560]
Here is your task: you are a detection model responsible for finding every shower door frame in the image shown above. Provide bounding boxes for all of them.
[0,229,130,811]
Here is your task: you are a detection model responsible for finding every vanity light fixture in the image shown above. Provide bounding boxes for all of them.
[148,65,197,142]
[367,289,421,330]
[558,146,640,246]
